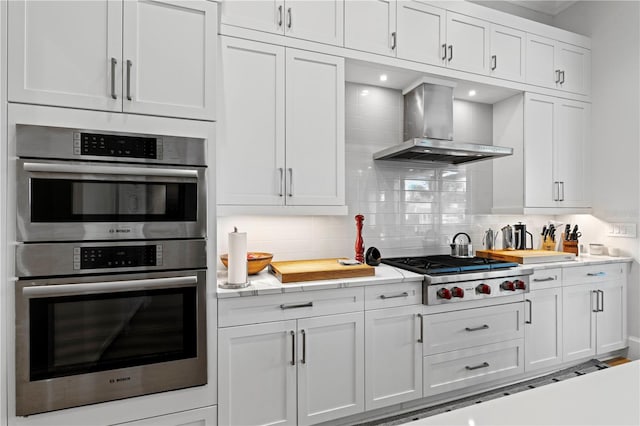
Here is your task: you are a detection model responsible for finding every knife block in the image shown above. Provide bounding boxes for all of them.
[541,239,557,251]
[562,237,579,255]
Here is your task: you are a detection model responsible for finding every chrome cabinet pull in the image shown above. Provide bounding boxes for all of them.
[379,292,409,300]
[592,290,599,312]
[598,289,604,312]
[465,362,489,371]
[290,330,296,366]
[553,181,560,201]
[533,277,556,282]
[555,69,561,83]
[288,168,293,197]
[278,5,283,27]
[287,7,292,29]
[491,55,497,70]
[441,43,447,60]
[560,70,566,84]
[278,168,284,196]
[417,313,424,343]
[560,181,565,201]
[448,44,453,61]
[110,57,117,99]
[465,324,489,332]
[280,302,313,310]
[126,59,132,101]
[391,32,397,50]
[301,329,306,364]
[525,299,532,324]
[587,272,606,277]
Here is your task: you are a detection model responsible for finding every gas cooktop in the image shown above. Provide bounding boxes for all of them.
[381,255,519,276]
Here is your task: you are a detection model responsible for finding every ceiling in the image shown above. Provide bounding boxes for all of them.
[345,60,521,104]
[497,1,578,16]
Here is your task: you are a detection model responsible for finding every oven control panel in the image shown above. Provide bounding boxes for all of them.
[425,275,529,305]
[74,245,163,270]
[75,132,162,160]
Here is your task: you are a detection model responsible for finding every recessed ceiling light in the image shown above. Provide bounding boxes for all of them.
[468,90,477,97]
[361,89,369,96]
[379,74,388,82]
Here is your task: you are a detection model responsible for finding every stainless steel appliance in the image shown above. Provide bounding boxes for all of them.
[373,81,513,165]
[514,222,534,250]
[16,124,206,241]
[14,240,207,416]
[449,232,473,258]
[381,255,532,306]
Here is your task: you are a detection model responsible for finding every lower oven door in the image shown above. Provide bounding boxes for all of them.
[15,270,207,416]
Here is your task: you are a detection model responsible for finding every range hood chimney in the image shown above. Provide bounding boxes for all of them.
[373,79,513,165]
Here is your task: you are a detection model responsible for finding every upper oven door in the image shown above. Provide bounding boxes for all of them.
[17,159,206,241]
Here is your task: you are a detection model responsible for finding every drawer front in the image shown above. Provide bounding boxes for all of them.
[563,263,626,287]
[423,302,524,355]
[423,339,524,397]
[364,282,422,310]
[218,287,364,327]
[529,267,562,290]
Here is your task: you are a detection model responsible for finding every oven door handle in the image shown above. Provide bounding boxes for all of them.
[22,162,199,179]
[22,276,198,298]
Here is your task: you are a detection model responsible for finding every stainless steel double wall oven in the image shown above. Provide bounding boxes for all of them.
[14,124,209,416]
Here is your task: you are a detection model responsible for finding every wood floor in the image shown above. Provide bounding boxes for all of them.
[605,357,631,366]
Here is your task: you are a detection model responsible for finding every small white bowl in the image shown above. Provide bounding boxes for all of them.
[589,243,605,255]
[608,247,620,257]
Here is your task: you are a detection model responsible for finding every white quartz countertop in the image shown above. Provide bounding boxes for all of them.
[526,254,633,270]
[216,263,423,298]
[411,359,640,426]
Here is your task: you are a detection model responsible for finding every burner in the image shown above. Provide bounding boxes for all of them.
[382,255,518,275]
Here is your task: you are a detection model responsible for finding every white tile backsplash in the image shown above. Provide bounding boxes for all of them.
[218,83,558,262]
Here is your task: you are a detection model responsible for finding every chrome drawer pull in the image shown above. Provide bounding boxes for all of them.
[587,272,606,277]
[465,362,489,371]
[465,324,489,332]
[380,292,409,300]
[280,302,313,310]
[533,277,556,282]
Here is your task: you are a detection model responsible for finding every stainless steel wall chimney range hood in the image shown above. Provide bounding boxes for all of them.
[373,80,513,165]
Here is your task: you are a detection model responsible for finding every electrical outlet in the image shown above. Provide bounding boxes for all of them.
[608,222,637,238]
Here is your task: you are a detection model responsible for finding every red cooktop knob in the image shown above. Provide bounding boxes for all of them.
[451,287,465,298]
[476,284,491,295]
[500,281,516,291]
[437,288,452,300]
[515,280,526,290]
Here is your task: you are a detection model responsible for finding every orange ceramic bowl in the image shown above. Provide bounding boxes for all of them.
[220,252,273,275]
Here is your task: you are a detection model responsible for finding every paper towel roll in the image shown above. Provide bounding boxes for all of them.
[228,228,247,284]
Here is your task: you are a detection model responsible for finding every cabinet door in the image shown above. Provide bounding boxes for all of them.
[490,24,525,82]
[220,0,284,35]
[218,321,297,426]
[285,49,345,206]
[297,313,364,425]
[285,1,344,46]
[445,12,490,74]
[8,0,122,111]
[526,34,557,89]
[365,306,422,410]
[122,0,217,120]
[525,288,563,372]
[344,0,397,57]
[562,284,597,363]
[556,42,591,95]
[217,37,285,206]
[597,279,627,354]
[396,1,446,66]
[555,100,590,208]
[524,93,556,208]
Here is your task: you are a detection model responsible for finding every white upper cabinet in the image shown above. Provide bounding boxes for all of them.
[221,0,344,46]
[526,33,591,95]
[217,37,345,210]
[490,24,526,82]
[396,1,446,65]
[445,12,490,74]
[345,0,397,56]
[8,0,216,120]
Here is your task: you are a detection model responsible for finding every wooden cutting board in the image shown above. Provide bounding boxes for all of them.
[475,249,576,264]
[269,258,375,283]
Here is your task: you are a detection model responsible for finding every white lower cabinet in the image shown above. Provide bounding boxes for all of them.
[218,312,364,426]
[365,306,423,410]
[115,406,217,426]
[562,263,627,362]
[524,287,563,371]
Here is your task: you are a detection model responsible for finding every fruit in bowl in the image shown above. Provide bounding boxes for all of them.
[220,252,273,275]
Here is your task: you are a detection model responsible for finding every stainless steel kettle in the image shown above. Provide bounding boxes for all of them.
[501,225,515,250]
[450,232,473,258]
[482,228,497,250]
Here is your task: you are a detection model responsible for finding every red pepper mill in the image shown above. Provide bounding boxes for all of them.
[355,214,365,263]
